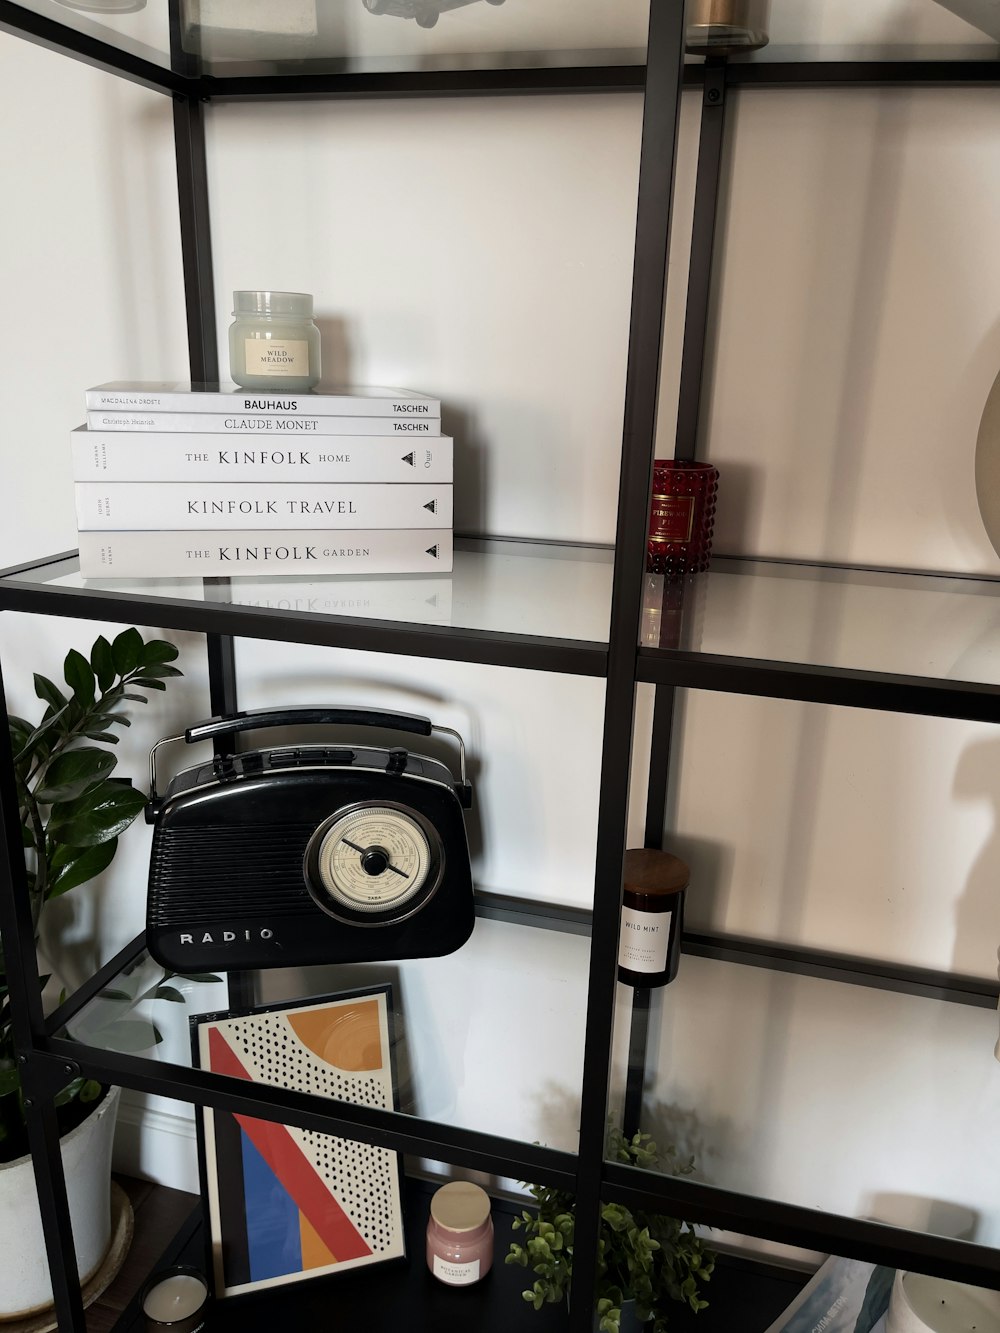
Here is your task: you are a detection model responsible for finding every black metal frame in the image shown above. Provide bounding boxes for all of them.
[0,2,999,1329]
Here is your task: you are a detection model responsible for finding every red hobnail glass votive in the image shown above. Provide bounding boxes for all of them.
[646,459,719,577]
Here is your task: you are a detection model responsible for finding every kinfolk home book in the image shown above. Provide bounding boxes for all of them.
[762,1256,894,1333]
[84,382,441,417]
[84,414,442,436]
[74,482,453,531]
[77,529,454,578]
[72,430,454,483]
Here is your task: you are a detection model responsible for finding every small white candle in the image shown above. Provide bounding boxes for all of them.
[142,1273,208,1324]
[887,1270,1000,1333]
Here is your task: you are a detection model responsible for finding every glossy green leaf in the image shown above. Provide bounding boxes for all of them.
[133,679,166,692]
[111,628,142,675]
[47,783,146,848]
[33,674,68,713]
[89,636,115,692]
[0,1068,19,1097]
[63,649,95,706]
[135,664,183,680]
[83,731,119,744]
[34,748,116,804]
[153,986,185,1003]
[47,838,119,897]
[97,988,132,1003]
[138,640,179,666]
[174,973,222,984]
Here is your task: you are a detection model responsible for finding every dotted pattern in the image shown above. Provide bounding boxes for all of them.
[221,1012,399,1254]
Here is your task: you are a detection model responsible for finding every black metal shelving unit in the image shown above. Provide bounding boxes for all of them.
[1,2,1000,1329]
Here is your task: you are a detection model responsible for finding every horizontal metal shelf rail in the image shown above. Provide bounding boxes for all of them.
[0,576,608,680]
[602,1161,1000,1290]
[638,649,1000,723]
[40,1034,576,1191]
[683,931,1000,1008]
[5,2,1000,99]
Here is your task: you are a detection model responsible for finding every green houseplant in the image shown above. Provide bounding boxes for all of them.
[506,1125,714,1333]
[0,626,183,1163]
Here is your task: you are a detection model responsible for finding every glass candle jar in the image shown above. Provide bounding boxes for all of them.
[228,290,321,391]
[646,459,719,579]
[686,0,770,56]
[140,1267,209,1333]
[617,848,687,989]
[426,1181,494,1286]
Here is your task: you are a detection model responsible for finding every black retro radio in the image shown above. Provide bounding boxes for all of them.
[145,707,474,972]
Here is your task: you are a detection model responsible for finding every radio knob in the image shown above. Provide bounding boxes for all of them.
[361,847,390,876]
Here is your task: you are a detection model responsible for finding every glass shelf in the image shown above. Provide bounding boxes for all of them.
[611,958,1000,1271]
[9,0,1000,85]
[59,917,591,1163]
[638,559,1000,714]
[0,538,612,675]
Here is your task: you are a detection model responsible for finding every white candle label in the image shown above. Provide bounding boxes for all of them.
[618,906,671,974]
[244,338,309,377]
[433,1256,481,1286]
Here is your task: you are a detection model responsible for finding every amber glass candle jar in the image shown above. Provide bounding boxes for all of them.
[646,459,719,578]
[686,0,770,55]
[617,848,687,989]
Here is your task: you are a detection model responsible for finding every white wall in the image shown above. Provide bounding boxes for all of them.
[2,0,1000,1262]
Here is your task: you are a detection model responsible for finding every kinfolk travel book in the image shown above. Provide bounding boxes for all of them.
[74,482,453,531]
[83,414,442,435]
[77,529,454,578]
[72,430,453,483]
[84,382,441,417]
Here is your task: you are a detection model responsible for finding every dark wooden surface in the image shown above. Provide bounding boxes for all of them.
[86,1177,199,1333]
[93,1177,810,1333]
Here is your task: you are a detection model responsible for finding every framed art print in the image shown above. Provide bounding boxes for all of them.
[192,984,406,1300]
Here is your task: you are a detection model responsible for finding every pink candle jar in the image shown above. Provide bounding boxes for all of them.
[426,1181,494,1286]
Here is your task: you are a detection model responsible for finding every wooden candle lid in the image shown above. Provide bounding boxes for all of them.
[623,849,689,906]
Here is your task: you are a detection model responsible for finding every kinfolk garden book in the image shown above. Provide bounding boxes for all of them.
[74,482,453,531]
[84,382,441,417]
[71,430,453,483]
[77,529,454,578]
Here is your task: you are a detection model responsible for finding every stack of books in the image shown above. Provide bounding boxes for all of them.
[72,382,454,578]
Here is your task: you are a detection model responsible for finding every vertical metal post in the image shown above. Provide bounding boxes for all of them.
[172,94,254,1012]
[172,94,218,384]
[570,4,687,1328]
[674,61,729,463]
[0,653,86,1330]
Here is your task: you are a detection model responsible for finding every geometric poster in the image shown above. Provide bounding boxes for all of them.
[192,986,406,1299]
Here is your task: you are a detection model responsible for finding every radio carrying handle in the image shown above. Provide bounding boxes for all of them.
[149,706,470,808]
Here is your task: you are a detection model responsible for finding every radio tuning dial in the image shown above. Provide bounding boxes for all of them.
[311,804,435,917]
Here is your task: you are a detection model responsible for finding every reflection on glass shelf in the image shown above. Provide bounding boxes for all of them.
[3,537,614,645]
[640,558,1000,686]
[612,958,1000,1248]
[728,0,1000,63]
[66,919,590,1152]
[14,0,1000,76]
[10,0,648,75]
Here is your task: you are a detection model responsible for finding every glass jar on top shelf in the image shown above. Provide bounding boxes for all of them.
[228,289,321,391]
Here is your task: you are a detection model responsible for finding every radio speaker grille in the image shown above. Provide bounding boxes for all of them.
[149,824,316,924]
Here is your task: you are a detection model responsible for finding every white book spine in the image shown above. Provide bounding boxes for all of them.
[75,482,453,532]
[78,529,453,578]
[84,391,441,417]
[84,413,441,435]
[73,432,453,483]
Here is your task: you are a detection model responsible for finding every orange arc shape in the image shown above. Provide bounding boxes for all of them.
[287,1000,384,1072]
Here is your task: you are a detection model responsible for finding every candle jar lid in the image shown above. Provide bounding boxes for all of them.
[430,1181,491,1233]
[232,290,314,318]
[623,848,689,909]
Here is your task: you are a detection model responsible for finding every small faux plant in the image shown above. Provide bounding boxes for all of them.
[0,628,185,1162]
[506,1125,714,1333]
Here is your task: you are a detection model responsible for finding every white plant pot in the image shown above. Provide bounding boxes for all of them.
[0,1085,120,1319]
